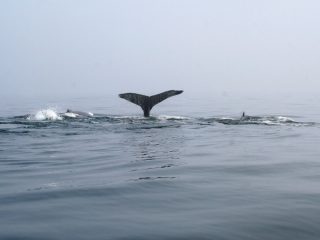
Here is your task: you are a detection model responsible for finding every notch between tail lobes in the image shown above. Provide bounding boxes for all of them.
[119,90,183,117]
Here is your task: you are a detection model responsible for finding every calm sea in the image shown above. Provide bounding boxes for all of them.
[1,93,320,240]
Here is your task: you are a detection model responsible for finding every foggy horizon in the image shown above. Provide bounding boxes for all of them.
[1,0,320,98]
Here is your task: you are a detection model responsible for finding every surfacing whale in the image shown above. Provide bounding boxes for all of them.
[65,109,94,117]
[240,112,264,121]
[119,90,183,117]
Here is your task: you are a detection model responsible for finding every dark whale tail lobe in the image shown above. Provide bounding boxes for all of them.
[119,90,183,117]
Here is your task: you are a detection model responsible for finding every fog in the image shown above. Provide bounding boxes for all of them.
[1,0,320,98]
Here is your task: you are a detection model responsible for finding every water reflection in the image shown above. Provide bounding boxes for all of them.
[120,127,185,180]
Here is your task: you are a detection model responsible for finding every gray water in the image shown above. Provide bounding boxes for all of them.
[1,93,320,240]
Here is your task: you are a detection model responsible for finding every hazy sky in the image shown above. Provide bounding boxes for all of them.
[1,0,320,97]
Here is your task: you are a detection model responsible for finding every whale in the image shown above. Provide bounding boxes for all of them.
[64,109,94,118]
[240,112,262,121]
[119,90,183,117]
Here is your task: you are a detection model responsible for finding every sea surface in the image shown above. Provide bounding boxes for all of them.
[1,93,320,240]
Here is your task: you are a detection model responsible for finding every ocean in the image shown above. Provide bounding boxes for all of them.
[1,92,320,240]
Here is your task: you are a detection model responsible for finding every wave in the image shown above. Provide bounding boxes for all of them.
[157,115,190,121]
[201,115,314,126]
[3,109,316,128]
[99,115,189,124]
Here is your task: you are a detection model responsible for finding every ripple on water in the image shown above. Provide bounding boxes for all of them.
[1,110,320,239]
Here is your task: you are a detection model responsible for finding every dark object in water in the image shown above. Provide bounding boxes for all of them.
[119,90,183,117]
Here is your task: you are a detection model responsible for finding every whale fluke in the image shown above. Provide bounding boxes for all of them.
[119,90,183,117]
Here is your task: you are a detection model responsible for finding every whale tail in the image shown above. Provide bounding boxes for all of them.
[119,90,183,117]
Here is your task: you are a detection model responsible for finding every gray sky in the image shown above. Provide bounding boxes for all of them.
[1,0,320,98]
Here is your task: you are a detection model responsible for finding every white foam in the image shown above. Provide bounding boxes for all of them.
[220,117,234,120]
[157,115,189,120]
[114,115,145,120]
[28,109,63,121]
[262,120,278,125]
[277,116,295,122]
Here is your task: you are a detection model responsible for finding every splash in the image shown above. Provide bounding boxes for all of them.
[28,109,63,121]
